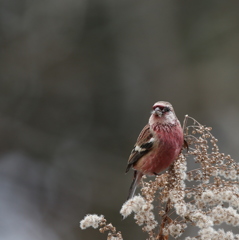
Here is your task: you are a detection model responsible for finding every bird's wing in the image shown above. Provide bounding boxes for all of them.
[125,124,154,173]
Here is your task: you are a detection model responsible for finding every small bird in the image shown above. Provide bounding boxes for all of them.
[125,101,184,200]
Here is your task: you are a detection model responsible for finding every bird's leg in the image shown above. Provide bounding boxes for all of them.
[183,139,189,152]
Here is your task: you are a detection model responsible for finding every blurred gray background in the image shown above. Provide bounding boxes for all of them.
[1,0,239,239]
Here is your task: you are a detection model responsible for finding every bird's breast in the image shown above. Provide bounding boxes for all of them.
[133,124,183,175]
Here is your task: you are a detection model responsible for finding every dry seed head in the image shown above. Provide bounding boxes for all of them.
[80,115,239,240]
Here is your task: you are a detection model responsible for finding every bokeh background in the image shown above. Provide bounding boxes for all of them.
[1,1,239,239]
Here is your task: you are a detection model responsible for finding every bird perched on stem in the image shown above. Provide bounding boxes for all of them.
[125,101,184,200]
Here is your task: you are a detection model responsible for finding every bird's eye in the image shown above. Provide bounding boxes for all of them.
[162,107,170,113]
[152,105,171,113]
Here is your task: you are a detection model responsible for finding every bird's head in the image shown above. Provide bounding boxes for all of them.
[149,101,178,125]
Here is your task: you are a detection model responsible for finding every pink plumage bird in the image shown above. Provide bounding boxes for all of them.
[125,101,184,200]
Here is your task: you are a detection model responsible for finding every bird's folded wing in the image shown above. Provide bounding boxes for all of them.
[125,124,154,173]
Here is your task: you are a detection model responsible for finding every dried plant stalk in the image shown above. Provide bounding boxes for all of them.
[80,115,239,240]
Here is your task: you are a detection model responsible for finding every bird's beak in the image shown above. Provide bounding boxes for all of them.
[153,107,162,117]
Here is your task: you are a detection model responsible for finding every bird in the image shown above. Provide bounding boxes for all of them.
[125,101,184,200]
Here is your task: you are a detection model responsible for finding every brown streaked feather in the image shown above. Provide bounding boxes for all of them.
[135,124,151,143]
[127,171,144,200]
[125,124,153,173]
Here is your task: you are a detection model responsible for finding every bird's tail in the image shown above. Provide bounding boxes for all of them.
[127,171,143,200]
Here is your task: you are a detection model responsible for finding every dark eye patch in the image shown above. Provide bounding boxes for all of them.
[153,105,170,113]
[162,107,170,113]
